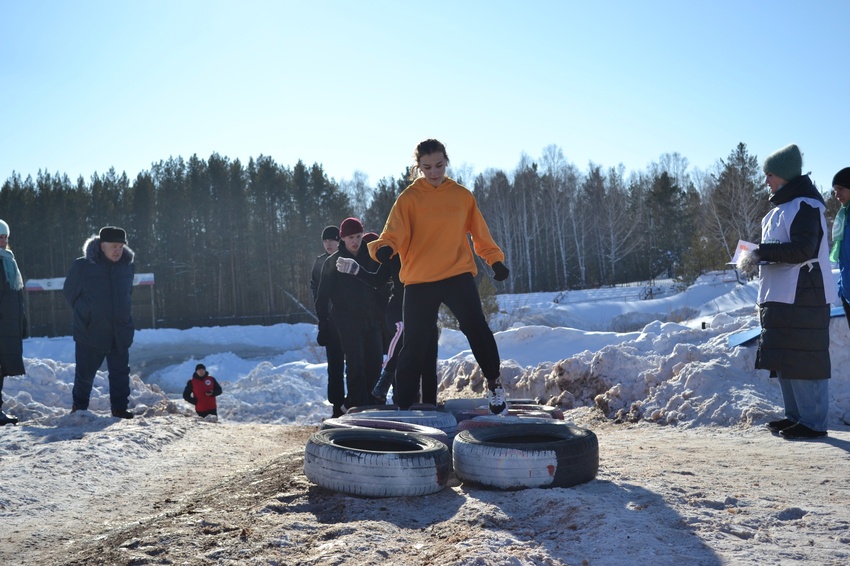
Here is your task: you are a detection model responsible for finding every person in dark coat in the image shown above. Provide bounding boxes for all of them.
[339,249,440,405]
[315,217,383,410]
[63,226,136,419]
[310,225,346,417]
[182,363,223,421]
[829,167,850,328]
[737,144,836,439]
[0,220,27,426]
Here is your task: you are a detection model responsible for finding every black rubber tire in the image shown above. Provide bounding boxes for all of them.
[339,409,457,438]
[320,417,450,446]
[304,428,451,497]
[452,423,599,490]
[456,414,563,432]
[508,404,565,420]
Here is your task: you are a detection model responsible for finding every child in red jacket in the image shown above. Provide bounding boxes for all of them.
[182,363,223,421]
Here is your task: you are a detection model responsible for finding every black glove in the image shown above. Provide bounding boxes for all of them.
[375,246,393,264]
[492,261,510,281]
[317,321,329,347]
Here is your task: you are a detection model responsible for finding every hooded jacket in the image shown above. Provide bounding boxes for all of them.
[63,236,136,352]
[367,177,504,285]
[755,175,835,379]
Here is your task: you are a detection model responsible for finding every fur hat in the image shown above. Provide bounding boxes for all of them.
[0,220,9,236]
[339,217,364,239]
[321,225,340,241]
[833,167,850,189]
[762,144,803,181]
[99,226,127,244]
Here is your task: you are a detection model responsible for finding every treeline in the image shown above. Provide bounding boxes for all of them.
[1,143,835,332]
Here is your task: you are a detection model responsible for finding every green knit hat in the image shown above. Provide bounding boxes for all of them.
[762,143,803,181]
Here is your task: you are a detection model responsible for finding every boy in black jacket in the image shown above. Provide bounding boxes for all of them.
[315,218,383,410]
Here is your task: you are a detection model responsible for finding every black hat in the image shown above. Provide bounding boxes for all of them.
[99,226,127,244]
[833,167,850,189]
[195,363,206,371]
[321,225,340,241]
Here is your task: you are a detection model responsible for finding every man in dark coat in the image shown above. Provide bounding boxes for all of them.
[310,225,346,417]
[315,218,383,409]
[0,220,27,426]
[63,226,136,419]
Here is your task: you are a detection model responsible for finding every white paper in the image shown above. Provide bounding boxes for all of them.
[729,239,758,265]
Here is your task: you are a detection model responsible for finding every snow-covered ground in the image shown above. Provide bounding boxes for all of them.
[3,269,850,565]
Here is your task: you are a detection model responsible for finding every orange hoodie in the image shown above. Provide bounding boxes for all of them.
[368,177,505,285]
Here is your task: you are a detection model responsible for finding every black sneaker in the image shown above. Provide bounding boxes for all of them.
[0,411,18,426]
[111,409,135,419]
[767,418,795,432]
[780,423,827,439]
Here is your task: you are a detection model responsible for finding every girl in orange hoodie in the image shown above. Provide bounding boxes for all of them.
[367,139,510,413]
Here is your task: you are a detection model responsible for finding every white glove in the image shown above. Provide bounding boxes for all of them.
[736,249,760,277]
[336,257,360,275]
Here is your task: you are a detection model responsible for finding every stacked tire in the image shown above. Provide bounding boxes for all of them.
[304,400,598,496]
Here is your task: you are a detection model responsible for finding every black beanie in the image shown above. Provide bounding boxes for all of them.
[195,363,206,371]
[99,226,127,244]
[321,225,340,241]
[833,167,850,189]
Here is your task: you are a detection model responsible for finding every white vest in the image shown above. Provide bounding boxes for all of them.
[758,197,837,305]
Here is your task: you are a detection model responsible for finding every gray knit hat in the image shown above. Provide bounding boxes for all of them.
[762,144,803,181]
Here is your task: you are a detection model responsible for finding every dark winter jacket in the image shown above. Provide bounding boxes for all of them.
[755,175,832,380]
[310,250,334,307]
[183,374,223,413]
[0,263,26,378]
[63,236,136,352]
[315,242,382,323]
[354,253,403,323]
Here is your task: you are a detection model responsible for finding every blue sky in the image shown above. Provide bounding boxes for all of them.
[2,0,848,190]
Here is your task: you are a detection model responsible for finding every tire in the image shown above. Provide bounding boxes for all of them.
[442,398,486,412]
[304,428,451,497]
[453,423,599,490]
[320,417,450,446]
[340,409,457,437]
[509,404,565,420]
[453,407,554,423]
[346,403,438,413]
[456,414,564,432]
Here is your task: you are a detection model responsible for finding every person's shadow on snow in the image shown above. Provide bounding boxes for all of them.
[820,434,850,454]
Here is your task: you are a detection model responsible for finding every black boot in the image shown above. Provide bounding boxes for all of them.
[111,408,135,419]
[371,370,394,403]
[0,411,19,426]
